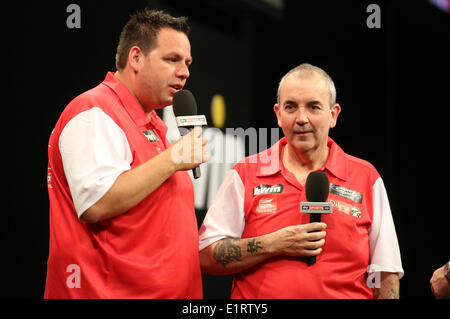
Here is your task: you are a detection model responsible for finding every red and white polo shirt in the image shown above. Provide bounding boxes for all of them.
[45,72,202,298]
[199,137,403,299]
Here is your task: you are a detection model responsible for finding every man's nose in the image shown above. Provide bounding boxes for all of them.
[177,63,190,80]
[296,108,309,125]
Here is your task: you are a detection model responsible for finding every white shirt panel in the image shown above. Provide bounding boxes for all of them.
[368,177,404,278]
[162,105,181,144]
[198,169,246,251]
[59,107,133,218]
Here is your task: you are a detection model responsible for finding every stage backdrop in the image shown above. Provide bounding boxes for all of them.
[4,0,449,299]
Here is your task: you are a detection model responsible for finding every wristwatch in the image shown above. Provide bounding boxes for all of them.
[444,261,450,282]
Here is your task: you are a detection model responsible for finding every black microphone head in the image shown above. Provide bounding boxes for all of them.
[305,171,329,202]
[172,89,197,116]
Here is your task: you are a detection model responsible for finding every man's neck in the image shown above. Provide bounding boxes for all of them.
[282,142,329,185]
[114,71,154,118]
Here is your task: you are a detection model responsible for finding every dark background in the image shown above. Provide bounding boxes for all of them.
[4,0,449,299]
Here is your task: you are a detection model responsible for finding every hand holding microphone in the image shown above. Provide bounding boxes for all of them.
[264,172,330,259]
[300,171,332,265]
[171,90,210,178]
[267,222,327,257]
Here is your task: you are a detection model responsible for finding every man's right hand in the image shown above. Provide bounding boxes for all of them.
[168,127,210,171]
[267,223,327,257]
[81,127,209,223]
[200,222,327,275]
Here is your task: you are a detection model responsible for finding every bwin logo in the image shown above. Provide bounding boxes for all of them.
[253,184,283,196]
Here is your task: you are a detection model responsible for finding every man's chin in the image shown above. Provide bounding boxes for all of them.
[156,98,173,109]
[290,139,316,153]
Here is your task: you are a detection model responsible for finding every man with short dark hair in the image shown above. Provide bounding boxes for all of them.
[44,9,209,298]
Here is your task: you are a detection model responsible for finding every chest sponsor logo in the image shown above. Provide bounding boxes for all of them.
[253,184,283,196]
[329,199,362,218]
[351,206,362,218]
[256,196,277,214]
[143,129,159,142]
[330,184,363,204]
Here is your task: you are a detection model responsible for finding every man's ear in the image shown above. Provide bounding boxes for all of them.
[127,46,144,73]
[274,104,282,128]
[330,103,341,128]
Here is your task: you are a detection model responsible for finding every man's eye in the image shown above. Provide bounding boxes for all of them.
[285,105,295,111]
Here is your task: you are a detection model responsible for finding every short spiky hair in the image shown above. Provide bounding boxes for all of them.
[277,63,337,108]
[115,9,190,70]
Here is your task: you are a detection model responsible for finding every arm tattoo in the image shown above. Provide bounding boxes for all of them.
[247,238,262,254]
[385,288,399,299]
[373,289,380,299]
[213,238,242,267]
[374,287,399,299]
